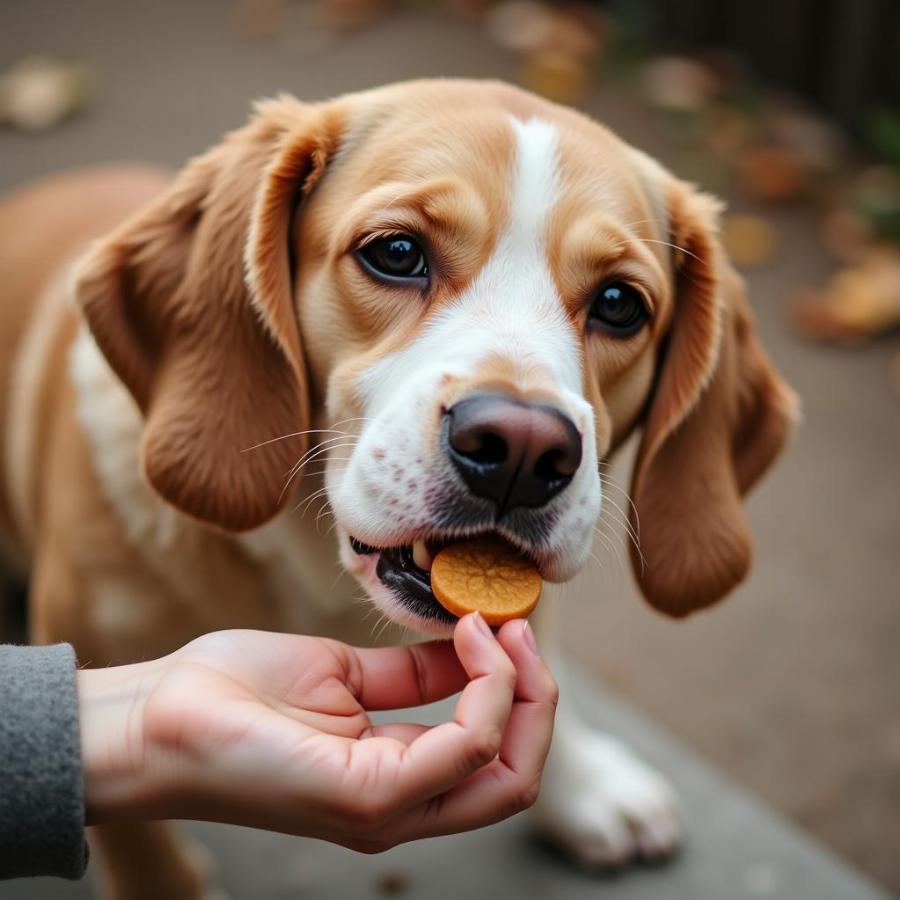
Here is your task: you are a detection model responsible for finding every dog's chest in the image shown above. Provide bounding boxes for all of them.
[237,514,379,641]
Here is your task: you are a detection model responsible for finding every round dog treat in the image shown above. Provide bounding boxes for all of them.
[431,537,542,625]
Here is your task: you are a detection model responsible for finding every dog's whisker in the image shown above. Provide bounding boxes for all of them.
[598,470,643,546]
[600,508,645,576]
[373,610,396,644]
[597,467,635,498]
[278,439,358,503]
[296,482,329,502]
[291,443,358,474]
[594,503,628,556]
[315,500,334,533]
[370,615,388,644]
[616,217,662,234]
[329,415,371,426]
[291,457,354,474]
[280,453,327,503]
[279,468,313,505]
[297,496,327,520]
[599,490,640,545]
[329,566,347,593]
[285,457,353,498]
[595,503,629,553]
[586,548,605,576]
[290,485,330,517]
[243,415,371,456]
[352,590,374,609]
[596,503,646,578]
[598,470,640,517]
[592,520,625,575]
[633,237,703,264]
[350,593,386,634]
[608,231,701,265]
[377,188,413,215]
[241,428,357,453]
[361,599,391,641]
[598,480,642,552]
[277,460,349,505]
[298,490,330,517]
[289,435,358,473]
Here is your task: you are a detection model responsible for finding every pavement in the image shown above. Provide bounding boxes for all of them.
[1,0,898,897]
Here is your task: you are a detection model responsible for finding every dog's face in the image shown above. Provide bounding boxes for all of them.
[297,91,675,633]
[75,81,797,635]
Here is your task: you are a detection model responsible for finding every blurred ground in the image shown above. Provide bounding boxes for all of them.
[1,0,899,896]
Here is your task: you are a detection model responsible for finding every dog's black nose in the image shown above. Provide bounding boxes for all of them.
[444,392,582,514]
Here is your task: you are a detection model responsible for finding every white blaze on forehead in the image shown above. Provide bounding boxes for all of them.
[508,116,560,248]
[360,115,582,405]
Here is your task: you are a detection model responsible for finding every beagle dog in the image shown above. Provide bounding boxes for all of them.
[0,79,796,898]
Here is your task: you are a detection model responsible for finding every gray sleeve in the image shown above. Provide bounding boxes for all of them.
[0,643,88,880]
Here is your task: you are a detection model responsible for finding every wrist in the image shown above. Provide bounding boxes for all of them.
[77,658,167,824]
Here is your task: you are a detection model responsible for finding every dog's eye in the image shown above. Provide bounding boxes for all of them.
[358,235,428,283]
[589,282,648,336]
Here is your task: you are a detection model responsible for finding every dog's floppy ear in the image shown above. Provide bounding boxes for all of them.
[74,97,342,531]
[629,181,798,617]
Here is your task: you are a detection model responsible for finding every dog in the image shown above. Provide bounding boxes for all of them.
[0,79,797,898]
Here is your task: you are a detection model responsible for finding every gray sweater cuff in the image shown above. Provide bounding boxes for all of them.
[0,643,88,880]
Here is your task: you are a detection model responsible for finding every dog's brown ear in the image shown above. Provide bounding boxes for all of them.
[74,97,342,530]
[629,182,798,616]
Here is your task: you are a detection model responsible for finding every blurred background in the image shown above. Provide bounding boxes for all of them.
[1,0,898,896]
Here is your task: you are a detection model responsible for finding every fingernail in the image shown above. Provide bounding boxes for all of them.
[473,612,493,640]
[522,620,539,655]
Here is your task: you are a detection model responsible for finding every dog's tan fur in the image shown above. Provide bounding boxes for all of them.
[0,80,796,898]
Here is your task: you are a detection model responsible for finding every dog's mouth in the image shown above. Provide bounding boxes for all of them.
[351,536,451,624]
[349,533,538,626]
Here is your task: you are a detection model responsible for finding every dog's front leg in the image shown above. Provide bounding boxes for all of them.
[89,822,226,900]
[529,600,683,868]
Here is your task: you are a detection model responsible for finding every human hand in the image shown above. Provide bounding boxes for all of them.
[77,614,558,851]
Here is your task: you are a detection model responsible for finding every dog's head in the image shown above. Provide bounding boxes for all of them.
[74,80,797,635]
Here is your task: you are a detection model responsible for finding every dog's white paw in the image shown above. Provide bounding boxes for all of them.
[532,730,682,868]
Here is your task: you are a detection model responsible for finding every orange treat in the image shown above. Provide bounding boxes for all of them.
[431,537,542,625]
